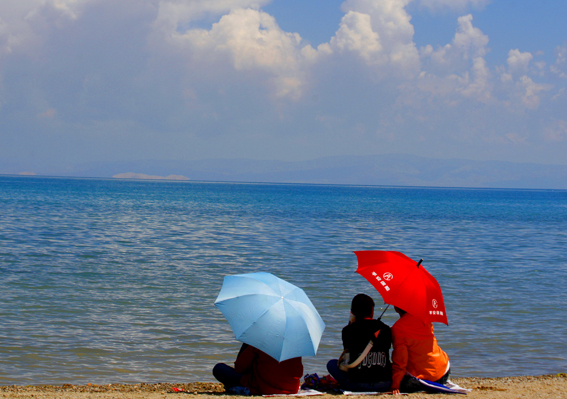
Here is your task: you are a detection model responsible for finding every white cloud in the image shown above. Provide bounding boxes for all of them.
[416,0,490,11]
[518,75,552,109]
[153,0,271,33]
[45,0,85,19]
[0,0,91,57]
[543,120,567,142]
[550,41,567,78]
[457,56,491,102]
[0,3,38,56]
[330,11,382,61]
[38,108,57,118]
[534,61,546,76]
[176,8,312,99]
[507,49,533,72]
[1,0,567,170]
[500,72,513,83]
[427,14,489,73]
[326,0,420,77]
[551,87,565,101]
[421,14,491,102]
[452,14,489,59]
[504,132,527,144]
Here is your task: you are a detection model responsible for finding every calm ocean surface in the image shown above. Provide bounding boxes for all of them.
[1,176,566,385]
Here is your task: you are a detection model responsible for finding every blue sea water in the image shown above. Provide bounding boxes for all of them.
[0,175,566,385]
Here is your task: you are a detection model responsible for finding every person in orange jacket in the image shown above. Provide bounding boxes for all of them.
[213,344,303,395]
[390,307,450,395]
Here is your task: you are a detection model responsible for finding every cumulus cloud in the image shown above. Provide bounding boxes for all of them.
[452,14,489,59]
[427,14,489,72]
[38,108,57,118]
[507,49,533,72]
[0,0,87,56]
[416,0,490,10]
[504,132,527,144]
[518,75,552,109]
[172,8,313,99]
[153,0,271,33]
[456,56,491,102]
[326,0,420,77]
[0,0,566,170]
[543,120,567,142]
[419,14,491,102]
[330,11,382,62]
[551,41,567,78]
[188,9,301,70]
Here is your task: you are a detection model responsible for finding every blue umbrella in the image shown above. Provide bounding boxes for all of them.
[214,272,326,362]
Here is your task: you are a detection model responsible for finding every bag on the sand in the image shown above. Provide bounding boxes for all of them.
[301,373,338,390]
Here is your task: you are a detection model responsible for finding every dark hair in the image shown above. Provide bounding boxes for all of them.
[351,294,375,318]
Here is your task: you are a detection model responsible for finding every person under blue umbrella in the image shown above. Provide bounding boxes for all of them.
[213,343,303,395]
[213,272,324,395]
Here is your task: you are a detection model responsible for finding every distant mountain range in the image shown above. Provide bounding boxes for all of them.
[3,154,567,189]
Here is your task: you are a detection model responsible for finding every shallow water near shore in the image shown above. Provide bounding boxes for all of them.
[1,176,566,385]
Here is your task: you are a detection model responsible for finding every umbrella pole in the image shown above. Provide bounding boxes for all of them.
[416,259,423,268]
[377,304,390,320]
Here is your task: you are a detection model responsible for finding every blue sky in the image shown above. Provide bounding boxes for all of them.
[0,0,566,175]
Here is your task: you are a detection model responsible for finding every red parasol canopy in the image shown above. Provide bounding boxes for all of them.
[354,250,448,325]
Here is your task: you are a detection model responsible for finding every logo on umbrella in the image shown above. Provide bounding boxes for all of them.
[432,299,438,309]
[383,272,393,281]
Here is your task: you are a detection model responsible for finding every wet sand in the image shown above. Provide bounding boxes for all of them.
[1,374,566,399]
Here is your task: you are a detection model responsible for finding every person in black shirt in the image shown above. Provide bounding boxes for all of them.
[327,294,392,392]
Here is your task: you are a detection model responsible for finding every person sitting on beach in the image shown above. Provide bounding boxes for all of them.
[212,343,303,395]
[326,294,392,392]
[390,306,450,395]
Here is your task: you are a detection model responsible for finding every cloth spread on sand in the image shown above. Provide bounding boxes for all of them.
[235,345,303,395]
[342,391,407,395]
[341,380,470,395]
[391,313,449,390]
[262,388,323,397]
[443,380,472,393]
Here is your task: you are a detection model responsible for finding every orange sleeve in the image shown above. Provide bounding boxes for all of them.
[391,333,408,390]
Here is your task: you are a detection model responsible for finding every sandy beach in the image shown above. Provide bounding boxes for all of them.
[2,375,566,399]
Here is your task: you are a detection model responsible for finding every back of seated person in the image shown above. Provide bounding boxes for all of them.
[327,294,392,392]
[390,306,450,394]
[213,344,303,395]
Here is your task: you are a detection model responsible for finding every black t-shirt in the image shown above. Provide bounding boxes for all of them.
[341,318,392,383]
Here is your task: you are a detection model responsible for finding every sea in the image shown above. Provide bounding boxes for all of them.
[1,175,566,386]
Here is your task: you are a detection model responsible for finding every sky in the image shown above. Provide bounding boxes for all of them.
[1,0,566,174]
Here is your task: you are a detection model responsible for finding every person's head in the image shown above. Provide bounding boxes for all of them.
[394,306,407,317]
[351,294,375,319]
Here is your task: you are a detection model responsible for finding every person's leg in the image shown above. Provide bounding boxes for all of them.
[326,360,349,387]
[212,363,243,388]
[435,368,450,385]
[326,360,390,392]
[399,374,424,393]
[355,380,391,392]
[326,359,358,391]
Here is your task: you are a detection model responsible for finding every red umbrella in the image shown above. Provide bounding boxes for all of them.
[354,250,448,325]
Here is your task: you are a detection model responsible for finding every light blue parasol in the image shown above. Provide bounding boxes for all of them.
[214,272,326,362]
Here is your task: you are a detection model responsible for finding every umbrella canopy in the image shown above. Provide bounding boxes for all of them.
[354,250,448,325]
[214,272,326,362]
